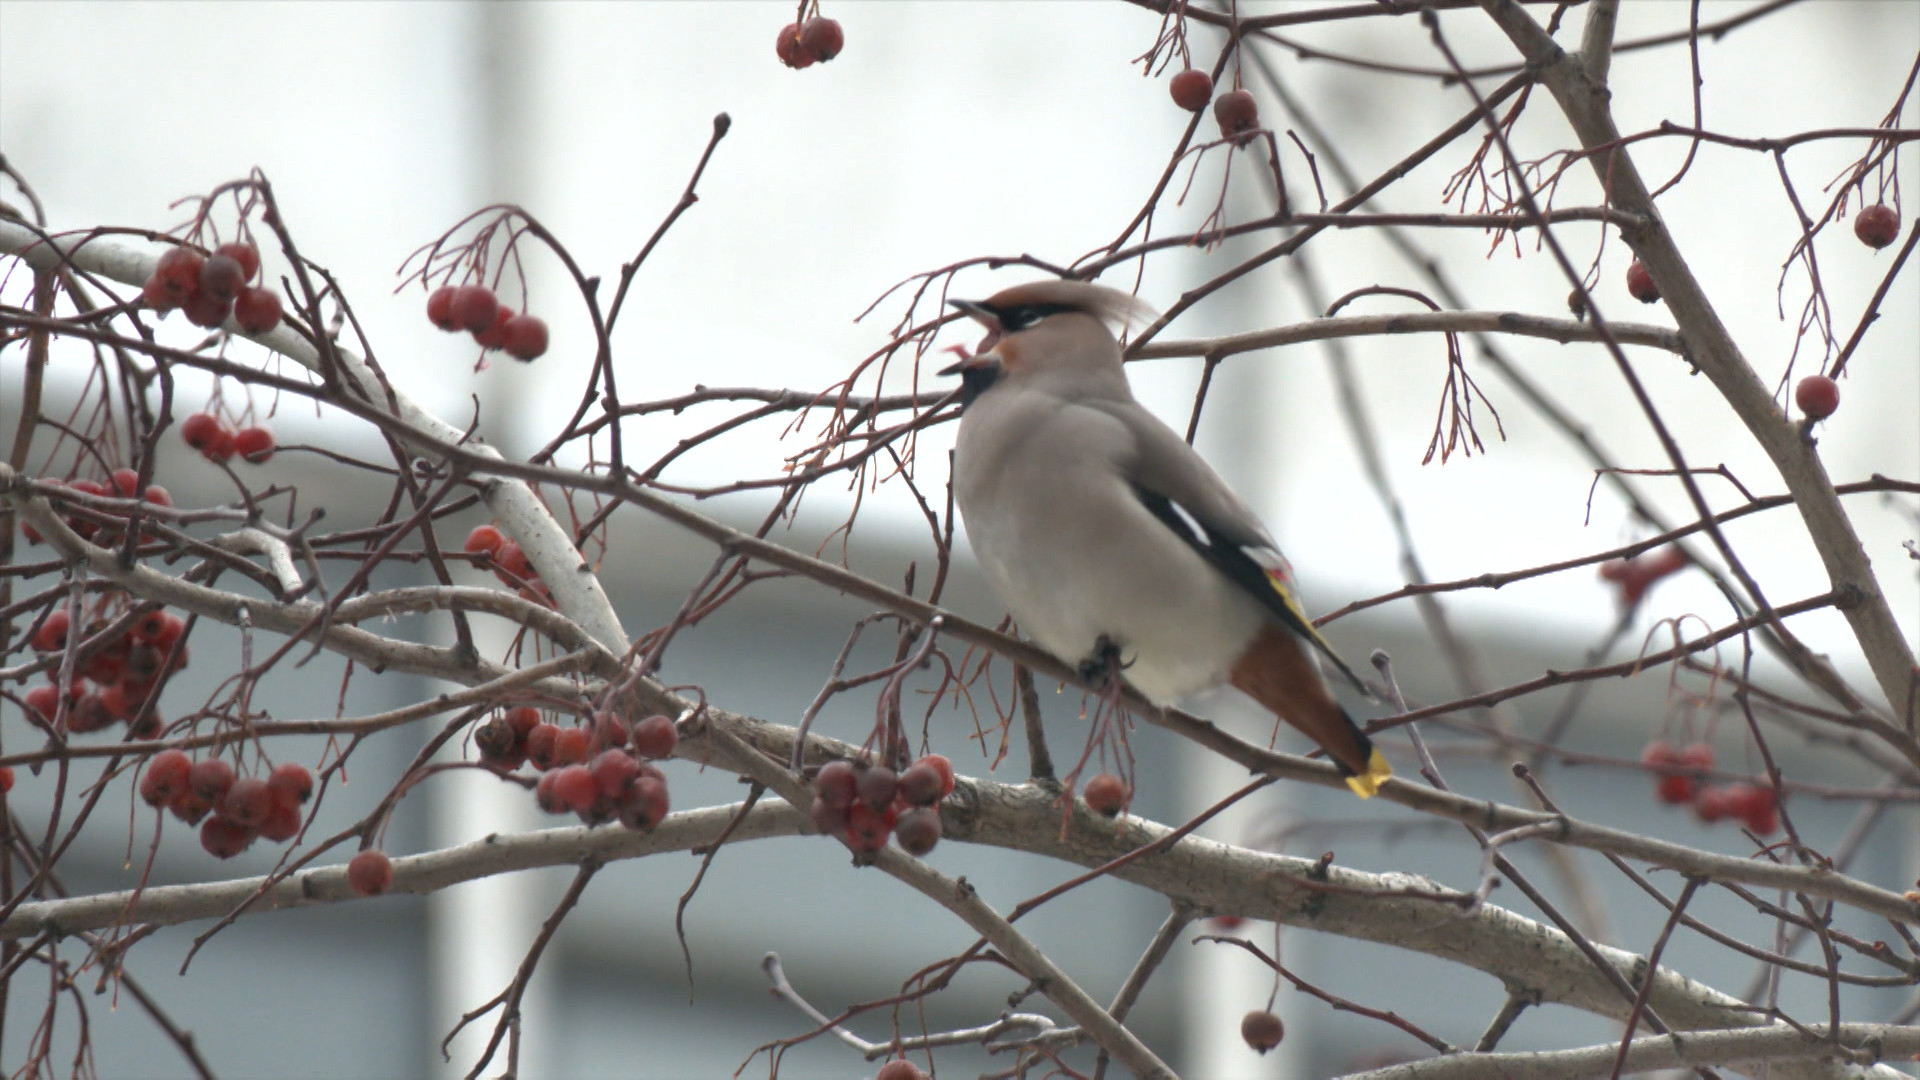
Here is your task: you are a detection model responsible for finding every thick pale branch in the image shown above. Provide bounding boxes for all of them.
[1347,1023,1920,1080]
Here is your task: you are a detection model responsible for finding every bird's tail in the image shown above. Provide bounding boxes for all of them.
[1228,625,1392,798]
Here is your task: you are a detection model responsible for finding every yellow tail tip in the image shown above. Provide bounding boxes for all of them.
[1343,750,1393,798]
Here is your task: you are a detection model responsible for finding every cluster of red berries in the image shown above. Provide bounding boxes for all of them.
[23,605,190,738]
[1166,69,1261,146]
[19,469,173,545]
[463,524,550,605]
[1854,204,1900,249]
[775,17,842,68]
[426,285,548,361]
[1794,374,1840,421]
[1241,1010,1284,1054]
[1597,545,1688,608]
[143,242,282,333]
[474,705,677,832]
[1082,772,1130,816]
[139,750,313,858]
[1641,741,1779,835]
[180,413,275,465]
[809,754,953,859]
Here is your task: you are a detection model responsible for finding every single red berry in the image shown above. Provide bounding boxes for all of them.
[201,426,236,464]
[144,612,187,653]
[493,540,533,583]
[31,609,70,652]
[814,760,858,809]
[147,248,204,309]
[449,285,499,334]
[464,524,505,558]
[1656,773,1697,806]
[234,426,276,464]
[267,762,314,809]
[213,242,260,282]
[504,705,542,738]
[897,762,945,807]
[427,286,461,331]
[143,484,172,507]
[1210,914,1245,931]
[501,314,549,361]
[775,22,814,69]
[168,788,214,825]
[1854,203,1900,249]
[552,764,601,816]
[630,713,678,760]
[348,849,394,896]
[857,765,898,811]
[618,775,670,831]
[526,722,561,770]
[97,681,137,722]
[1241,1010,1284,1053]
[258,800,302,843]
[588,710,629,754]
[809,795,848,837]
[110,468,141,497]
[0,766,12,796]
[130,609,169,643]
[141,748,193,807]
[472,303,516,351]
[590,749,641,799]
[189,757,237,802]
[221,777,274,828]
[183,288,233,329]
[24,684,61,725]
[876,1060,929,1080]
[1726,783,1780,835]
[200,816,256,859]
[1083,773,1129,816]
[180,413,225,453]
[551,726,591,767]
[233,287,283,333]
[1213,89,1260,143]
[799,17,843,62]
[1794,374,1839,420]
[1639,740,1678,769]
[1692,784,1733,824]
[1170,68,1213,112]
[1626,260,1659,303]
[534,770,568,814]
[894,806,941,856]
[844,802,894,854]
[199,254,246,304]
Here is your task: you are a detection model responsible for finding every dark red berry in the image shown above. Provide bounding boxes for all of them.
[348,849,394,895]
[180,413,224,453]
[146,248,204,310]
[234,426,276,464]
[894,806,941,856]
[1170,69,1213,112]
[0,766,12,795]
[618,775,670,831]
[501,314,548,361]
[24,684,60,726]
[472,303,516,351]
[1693,784,1734,824]
[221,777,274,828]
[189,757,237,803]
[814,760,857,809]
[1795,374,1839,420]
[183,288,233,329]
[1083,773,1128,816]
[449,285,499,334]
[1241,1010,1284,1053]
[552,765,600,816]
[799,17,843,63]
[630,713,678,759]
[590,749,641,799]
[775,22,813,69]
[493,541,532,583]
[876,1060,929,1080]
[200,816,256,859]
[809,795,847,836]
[140,748,193,807]
[857,765,898,811]
[213,242,260,282]
[233,287,283,333]
[1626,260,1659,303]
[897,762,945,807]
[1214,89,1259,143]
[1854,203,1900,249]
[534,770,567,814]
[199,254,246,304]
[168,788,214,825]
[267,762,314,809]
[526,722,561,770]
[258,801,302,843]
[504,706,541,738]
[1656,773,1696,806]
[844,802,893,854]
[427,286,461,331]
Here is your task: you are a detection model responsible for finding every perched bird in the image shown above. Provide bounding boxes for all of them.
[941,279,1391,797]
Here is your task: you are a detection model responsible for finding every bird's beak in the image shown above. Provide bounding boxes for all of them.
[947,298,998,327]
[941,299,1006,376]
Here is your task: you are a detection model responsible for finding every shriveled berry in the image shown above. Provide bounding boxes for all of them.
[475,716,522,768]
[1794,374,1839,420]
[502,314,548,361]
[348,849,394,895]
[267,762,314,809]
[857,765,898,811]
[233,287,282,333]
[775,22,814,69]
[234,426,276,464]
[814,760,857,809]
[1083,773,1129,816]
[1241,1010,1284,1053]
[200,816,256,859]
[66,693,116,733]
[1214,89,1259,143]
[189,757,237,802]
[140,748,193,807]
[1854,203,1900,249]
[1626,260,1659,303]
[213,242,260,282]
[631,713,678,759]
[799,17,843,62]
[894,806,941,856]
[1170,68,1213,112]
[221,777,274,828]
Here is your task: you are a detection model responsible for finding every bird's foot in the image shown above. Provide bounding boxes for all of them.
[1076,635,1130,691]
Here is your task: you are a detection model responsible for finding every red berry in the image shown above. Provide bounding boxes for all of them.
[200,816,256,859]
[142,612,186,653]
[189,757,237,802]
[473,303,516,351]
[857,765,898,811]
[234,426,276,464]
[464,524,505,558]
[1170,68,1213,112]
[810,795,848,837]
[526,722,561,770]
[183,288,233,329]
[199,254,246,304]
[1656,773,1697,805]
[919,754,955,798]
[221,777,274,828]
[97,681,137,722]
[551,726,591,768]
[504,705,541,738]
[24,684,60,725]
[180,413,225,453]
[143,484,172,507]
[534,770,567,814]
[146,248,204,309]
[501,314,548,361]
[493,540,532,583]
[894,806,941,856]
[630,713,678,760]
[1241,1010,1284,1053]
[775,22,814,69]
[168,788,214,825]
[799,17,843,63]
[1639,740,1678,769]
[590,749,641,799]
[141,748,193,807]
[110,468,141,497]
[1677,743,1715,773]
[1794,374,1839,420]
[267,762,314,809]
[31,609,70,652]
[348,849,394,895]
[897,762,945,807]
[1854,203,1900,249]
[1210,914,1245,931]
[814,760,857,809]
[552,764,600,816]
[67,693,116,733]
[1626,259,1659,303]
[1213,89,1259,143]
[1726,782,1780,835]
[449,285,499,334]
[233,287,282,334]
[876,1061,929,1080]
[258,800,302,843]
[427,286,460,331]
[1693,784,1733,824]
[618,775,670,831]
[844,802,894,854]
[588,710,629,754]
[213,242,260,282]
[1083,773,1129,816]
[0,766,12,795]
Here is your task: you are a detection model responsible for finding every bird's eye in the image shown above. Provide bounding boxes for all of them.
[997,303,1073,332]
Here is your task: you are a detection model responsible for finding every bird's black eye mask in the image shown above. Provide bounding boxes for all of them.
[986,302,1078,332]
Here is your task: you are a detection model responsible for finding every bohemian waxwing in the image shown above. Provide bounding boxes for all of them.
[940,280,1392,797]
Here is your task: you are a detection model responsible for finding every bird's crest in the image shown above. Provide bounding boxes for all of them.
[981,280,1159,336]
